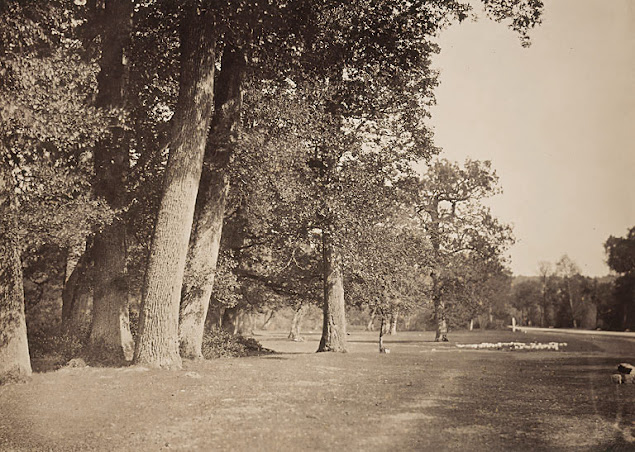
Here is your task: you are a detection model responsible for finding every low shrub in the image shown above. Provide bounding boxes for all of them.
[28,323,89,368]
[201,328,271,359]
[28,324,88,360]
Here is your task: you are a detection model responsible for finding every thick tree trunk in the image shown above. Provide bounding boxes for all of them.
[89,0,134,361]
[389,310,398,335]
[317,228,347,353]
[288,303,305,341]
[429,207,448,342]
[61,246,92,331]
[433,291,448,342]
[90,226,134,360]
[134,7,217,369]
[0,161,32,383]
[179,46,244,359]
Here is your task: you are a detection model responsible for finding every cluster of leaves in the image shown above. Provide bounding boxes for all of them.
[1,0,115,257]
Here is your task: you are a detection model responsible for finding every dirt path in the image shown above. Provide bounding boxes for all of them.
[1,330,634,451]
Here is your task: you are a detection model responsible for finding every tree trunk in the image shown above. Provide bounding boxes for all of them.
[566,279,578,328]
[317,228,347,352]
[366,307,377,331]
[134,7,217,369]
[469,318,474,331]
[433,292,448,342]
[261,309,276,330]
[90,226,134,360]
[429,206,448,342]
[179,46,244,360]
[288,303,305,341]
[404,314,412,331]
[431,275,448,342]
[389,310,398,335]
[89,0,134,362]
[61,246,92,331]
[0,161,32,383]
[233,311,242,335]
[381,314,390,335]
[379,314,386,353]
[62,243,84,323]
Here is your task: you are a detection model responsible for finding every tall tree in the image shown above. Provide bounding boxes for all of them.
[134,3,218,369]
[414,159,514,341]
[179,45,246,359]
[1,0,111,377]
[555,254,581,328]
[0,158,31,383]
[537,261,555,327]
[88,0,135,361]
[605,227,635,329]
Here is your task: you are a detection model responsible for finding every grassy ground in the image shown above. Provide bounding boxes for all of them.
[1,329,634,451]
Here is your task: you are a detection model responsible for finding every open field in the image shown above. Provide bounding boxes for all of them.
[1,330,634,451]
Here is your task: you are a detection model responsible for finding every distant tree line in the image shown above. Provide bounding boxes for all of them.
[509,229,635,331]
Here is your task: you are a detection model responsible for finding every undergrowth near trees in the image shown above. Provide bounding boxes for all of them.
[201,328,271,359]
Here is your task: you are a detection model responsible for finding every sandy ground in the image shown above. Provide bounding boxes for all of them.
[1,329,634,451]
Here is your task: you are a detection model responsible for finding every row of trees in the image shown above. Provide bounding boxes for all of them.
[510,228,635,331]
[1,0,543,381]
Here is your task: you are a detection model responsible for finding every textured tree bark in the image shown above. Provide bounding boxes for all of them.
[429,202,448,342]
[317,228,347,353]
[90,226,134,360]
[61,246,93,331]
[134,7,217,369]
[179,46,244,359]
[288,303,305,341]
[434,293,449,342]
[62,244,83,324]
[89,0,134,361]
[0,161,32,383]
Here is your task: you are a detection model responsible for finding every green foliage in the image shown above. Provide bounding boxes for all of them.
[201,328,270,359]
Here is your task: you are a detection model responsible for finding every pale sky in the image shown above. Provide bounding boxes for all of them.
[425,0,635,277]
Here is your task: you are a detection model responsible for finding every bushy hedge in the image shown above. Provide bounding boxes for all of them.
[201,328,270,359]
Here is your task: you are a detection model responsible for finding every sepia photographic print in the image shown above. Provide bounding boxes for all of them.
[1,0,634,450]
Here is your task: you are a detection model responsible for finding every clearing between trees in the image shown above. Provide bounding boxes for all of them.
[1,330,634,451]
